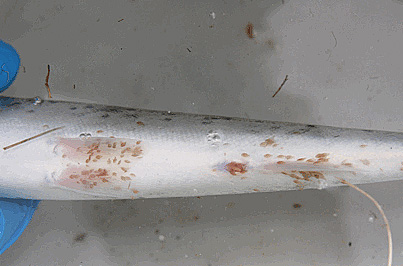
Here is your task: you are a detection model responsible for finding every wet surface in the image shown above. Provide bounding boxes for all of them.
[1,0,403,265]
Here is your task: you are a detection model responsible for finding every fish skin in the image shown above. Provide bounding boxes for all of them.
[0,96,402,200]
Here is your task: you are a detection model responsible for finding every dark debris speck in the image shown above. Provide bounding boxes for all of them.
[74,233,87,243]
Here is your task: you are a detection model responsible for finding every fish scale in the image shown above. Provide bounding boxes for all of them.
[0,96,402,200]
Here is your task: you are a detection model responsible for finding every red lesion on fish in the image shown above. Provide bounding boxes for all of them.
[360,159,370,166]
[121,167,128,172]
[282,170,325,189]
[56,137,145,191]
[225,162,247,176]
[131,146,143,157]
[310,153,330,164]
[313,158,329,165]
[260,138,275,147]
[341,160,353,167]
[360,144,367,148]
[66,167,111,189]
[281,172,301,180]
[264,154,272,158]
[297,158,306,161]
[277,161,286,165]
[299,171,325,180]
[241,153,250,157]
[136,121,145,126]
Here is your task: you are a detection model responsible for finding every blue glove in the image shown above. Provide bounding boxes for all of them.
[0,40,40,255]
[0,40,20,93]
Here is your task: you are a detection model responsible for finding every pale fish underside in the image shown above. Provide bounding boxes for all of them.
[0,96,402,200]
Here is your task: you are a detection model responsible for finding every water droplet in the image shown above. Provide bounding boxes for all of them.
[79,133,92,140]
[167,111,171,114]
[184,254,189,258]
[33,97,43,105]
[333,213,338,217]
[158,235,165,241]
[209,11,216,19]
[317,179,328,190]
[207,130,221,145]
[270,229,274,233]
[193,188,198,192]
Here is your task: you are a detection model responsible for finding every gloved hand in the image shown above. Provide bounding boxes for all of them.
[0,40,40,255]
[0,40,20,93]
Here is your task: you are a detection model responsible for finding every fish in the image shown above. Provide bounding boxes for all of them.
[0,96,402,200]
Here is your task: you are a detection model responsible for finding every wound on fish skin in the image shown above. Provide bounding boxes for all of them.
[260,138,275,147]
[54,137,144,191]
[225,162,247,175]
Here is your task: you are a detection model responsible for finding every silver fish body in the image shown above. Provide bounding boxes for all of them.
[0,96,402,200]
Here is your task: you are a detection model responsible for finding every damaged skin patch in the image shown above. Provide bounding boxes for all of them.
[341,160,353,167]
[299,171,325,180]
[260,138,275,147]
[282,171,325,189]
[225,162,247,176]
[55,137,144,192]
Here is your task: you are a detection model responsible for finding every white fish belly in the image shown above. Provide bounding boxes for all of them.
[0,97,402,200]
